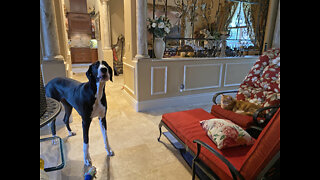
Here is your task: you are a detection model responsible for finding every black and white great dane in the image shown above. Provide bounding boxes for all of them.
[45,60,114,166]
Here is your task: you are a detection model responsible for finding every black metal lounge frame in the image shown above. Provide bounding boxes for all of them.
[158,121,244,180]
[192,140,244,180]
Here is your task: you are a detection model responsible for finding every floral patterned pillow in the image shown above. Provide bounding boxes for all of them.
[200,118,255,149]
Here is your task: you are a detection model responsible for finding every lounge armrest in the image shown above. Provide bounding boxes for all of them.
[192,139,244,180]
[212,90,238,105]
[253,105,280,128]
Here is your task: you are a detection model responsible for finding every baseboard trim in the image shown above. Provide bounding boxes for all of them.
[122,88,138,111]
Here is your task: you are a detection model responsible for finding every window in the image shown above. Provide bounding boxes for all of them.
[227,2,255,50]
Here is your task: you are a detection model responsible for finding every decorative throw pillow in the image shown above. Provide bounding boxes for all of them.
[200,118,255,149]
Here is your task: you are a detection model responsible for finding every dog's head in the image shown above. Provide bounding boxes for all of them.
[86,60,113,83]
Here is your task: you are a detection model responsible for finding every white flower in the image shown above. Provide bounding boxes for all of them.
[158,22,164,28]
[152,23,157,28]
[164,27,170,33]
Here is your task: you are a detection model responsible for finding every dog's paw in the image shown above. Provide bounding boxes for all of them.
[84,156,92,166]
[68,131,77,137]
[107,149,114,156]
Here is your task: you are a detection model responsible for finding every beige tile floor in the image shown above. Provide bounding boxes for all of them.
[40,73,212,180]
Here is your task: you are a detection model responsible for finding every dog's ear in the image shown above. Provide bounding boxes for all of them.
[102,61,113,82]
[86,65,95,82]
[107,63,113,82]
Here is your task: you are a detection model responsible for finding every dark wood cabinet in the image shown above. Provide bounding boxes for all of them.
[68,0,95,64]
[71,47,91,63]
[91,49,98,63]
[70,48,98,63]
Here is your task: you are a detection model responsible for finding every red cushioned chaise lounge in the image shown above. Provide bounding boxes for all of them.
[158,108,280,180]
[157,49,280,180]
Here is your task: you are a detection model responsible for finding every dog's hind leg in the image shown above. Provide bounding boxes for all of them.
[50,118,59,144]
[61,99,76,137]
[99,117,114,156]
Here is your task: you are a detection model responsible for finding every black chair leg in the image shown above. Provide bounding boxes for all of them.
[51,118,57,136]
[192,161,196,180]
[157,122,163,142]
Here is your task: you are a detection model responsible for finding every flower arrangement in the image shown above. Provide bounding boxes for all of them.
[147,15,171,38]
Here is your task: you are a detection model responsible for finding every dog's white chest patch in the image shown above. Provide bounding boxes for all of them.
[91,81,106,118]
[91,100,105,118]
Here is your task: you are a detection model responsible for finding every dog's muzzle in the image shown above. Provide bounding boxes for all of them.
[98,65,109,81]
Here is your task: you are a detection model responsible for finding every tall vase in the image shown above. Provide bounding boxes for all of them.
[154,37,165,59]
[219,34,228,57]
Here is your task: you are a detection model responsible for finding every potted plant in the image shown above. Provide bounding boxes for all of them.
[147,15,171,59]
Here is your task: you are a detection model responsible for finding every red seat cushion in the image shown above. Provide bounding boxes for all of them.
[240,108,280,180]
[162,108,252,180]
[210,105,254,129]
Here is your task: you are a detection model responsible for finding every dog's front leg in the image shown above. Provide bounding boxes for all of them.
[82,118,92,166]
[99,117,114,156]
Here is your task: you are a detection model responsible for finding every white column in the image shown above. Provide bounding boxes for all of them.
[99,0,113,72]
[40,0,64,61]
[100,0,112,50]
[263,0,279,52]
[135,0,149,59]
[40,0,66,84]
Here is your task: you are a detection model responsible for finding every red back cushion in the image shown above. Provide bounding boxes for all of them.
[240,108,280,179]
[237,48,280,107]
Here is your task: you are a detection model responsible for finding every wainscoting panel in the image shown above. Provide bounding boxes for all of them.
[183,64,223,91]
[224,62,255,87]
[151,66,167,95]
[123,62,135,95]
